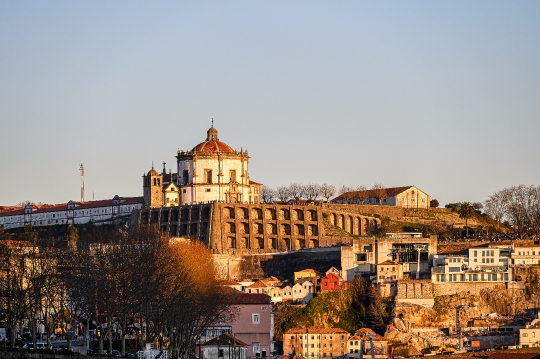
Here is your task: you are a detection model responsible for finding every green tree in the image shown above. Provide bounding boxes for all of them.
[458,202,476,236]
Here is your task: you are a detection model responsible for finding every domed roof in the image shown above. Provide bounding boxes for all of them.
[192,126,235,154]
[147,166,159,176]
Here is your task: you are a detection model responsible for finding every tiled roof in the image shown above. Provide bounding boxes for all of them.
[193,140,235,154]
[248,280,270,288]
[286,328,348,334]
[333,186,415,202]
[231,292,270,305]
[249,180,262,186]
[355,328,385,341]
[295,269,323,275]
[203,333,249,347]
[0,197,143,217]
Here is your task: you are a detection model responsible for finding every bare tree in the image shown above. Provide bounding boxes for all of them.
[320,183,336,202]
[288,183,306,202]
[276,186,292,202]
[371,184,387,206]
[355,185,368,204]
[260,185,276,203]
[484,190,509,230]
[304,183,322,202]
[338,185,354,203]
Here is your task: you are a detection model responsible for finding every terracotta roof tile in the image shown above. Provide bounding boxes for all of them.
[333,186,416,202]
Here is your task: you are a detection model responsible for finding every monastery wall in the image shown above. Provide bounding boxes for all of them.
[133,203,380,254]
[397,280,507,300]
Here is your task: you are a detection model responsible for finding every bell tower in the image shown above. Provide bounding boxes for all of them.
[143,164,163,207]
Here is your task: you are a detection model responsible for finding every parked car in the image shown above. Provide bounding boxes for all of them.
[112,350,121,356]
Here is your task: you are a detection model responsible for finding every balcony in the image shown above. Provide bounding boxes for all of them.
[432,266,445,273]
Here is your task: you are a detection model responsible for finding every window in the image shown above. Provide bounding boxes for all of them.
[252,313,260,324]
[183,170,189,184]
[218,349,224,358]
[230,170,236,182]
[523,333,528,337]
[252,343,260,354]
[205,170,213,184]
[205,188,211,192]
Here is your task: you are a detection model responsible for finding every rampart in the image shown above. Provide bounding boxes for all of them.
[132,203,380,254]
[397,280,507,300]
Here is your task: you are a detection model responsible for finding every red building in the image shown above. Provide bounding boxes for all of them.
[321,273,345,291]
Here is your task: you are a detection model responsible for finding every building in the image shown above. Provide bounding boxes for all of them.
[354,328,390,358]
[376,260,403,297]
[175,125,262,205]
[332,186,431,209]
[218,293,274,357]
[341,236,437,282]
[283,328,348,358]
[320,272,345,292]
[431,243,511,284]
[0,196,142,230]
[294,269,323,284]
[201,333,249,359]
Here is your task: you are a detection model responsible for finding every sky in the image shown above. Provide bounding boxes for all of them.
[1,1,539,207]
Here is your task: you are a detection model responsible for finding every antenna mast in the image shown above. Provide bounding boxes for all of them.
[79,163,85,203]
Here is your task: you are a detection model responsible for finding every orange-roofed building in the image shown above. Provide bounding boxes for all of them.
[294,269,323,284]
[332,185,430,209]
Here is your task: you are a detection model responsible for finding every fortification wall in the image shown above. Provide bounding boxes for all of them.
[133,203,379,254]
[397,280,507,299]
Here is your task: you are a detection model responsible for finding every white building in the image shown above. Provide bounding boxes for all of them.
[175,126,262,205]
[0,196,142,230]
[431,243,511,283]
[332,185,431,209]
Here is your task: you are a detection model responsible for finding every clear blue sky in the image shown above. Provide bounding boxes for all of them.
[1,1,539,206]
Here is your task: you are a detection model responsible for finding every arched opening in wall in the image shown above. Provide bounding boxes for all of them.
[202,207,210,220]
[356,218,362,235]
[161,211,169,223]
[189,223,198,236]
[309,224,318,236]
[170,224,178,236]
[200,223,208,235]
[255,223,263,234]
[310,239,319,248]
[192,208,200,221]
[252,208,263,220]
[364,218,370,234]
[372,220,378,231]
[180,224,187,236]
[240,222,249,235]
[238,207,248,219]
[141,212,148,223]
[227,222,236,233]
[294,209,304,221]
[280,209,290,221]
[281,224,291,235]
[256,237,264,249]
[267,223,277,235]
[295,224,305,236]
[181,208,190,222]
[226,207,235,219]
[271,238,278,250]
[349,216,354,234]
[340,214,345,229]
[266,208,276,220]
[333,213,338,226]
[150,211,159,224]
[283,238,292,251]
[172,208,179,221]
[309,210,317,221]
[297,239,306,249]
[227,237,236,249]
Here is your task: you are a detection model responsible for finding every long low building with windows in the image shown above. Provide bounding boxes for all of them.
[0,195,143,229]
[431,243,511,283]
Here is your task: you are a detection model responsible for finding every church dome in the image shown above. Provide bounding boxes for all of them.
[192,126,235,154]
[147,166,159,176]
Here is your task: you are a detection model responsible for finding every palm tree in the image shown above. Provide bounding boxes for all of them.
[458,202,476,236]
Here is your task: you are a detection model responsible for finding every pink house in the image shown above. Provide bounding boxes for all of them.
[220,292,274,358]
